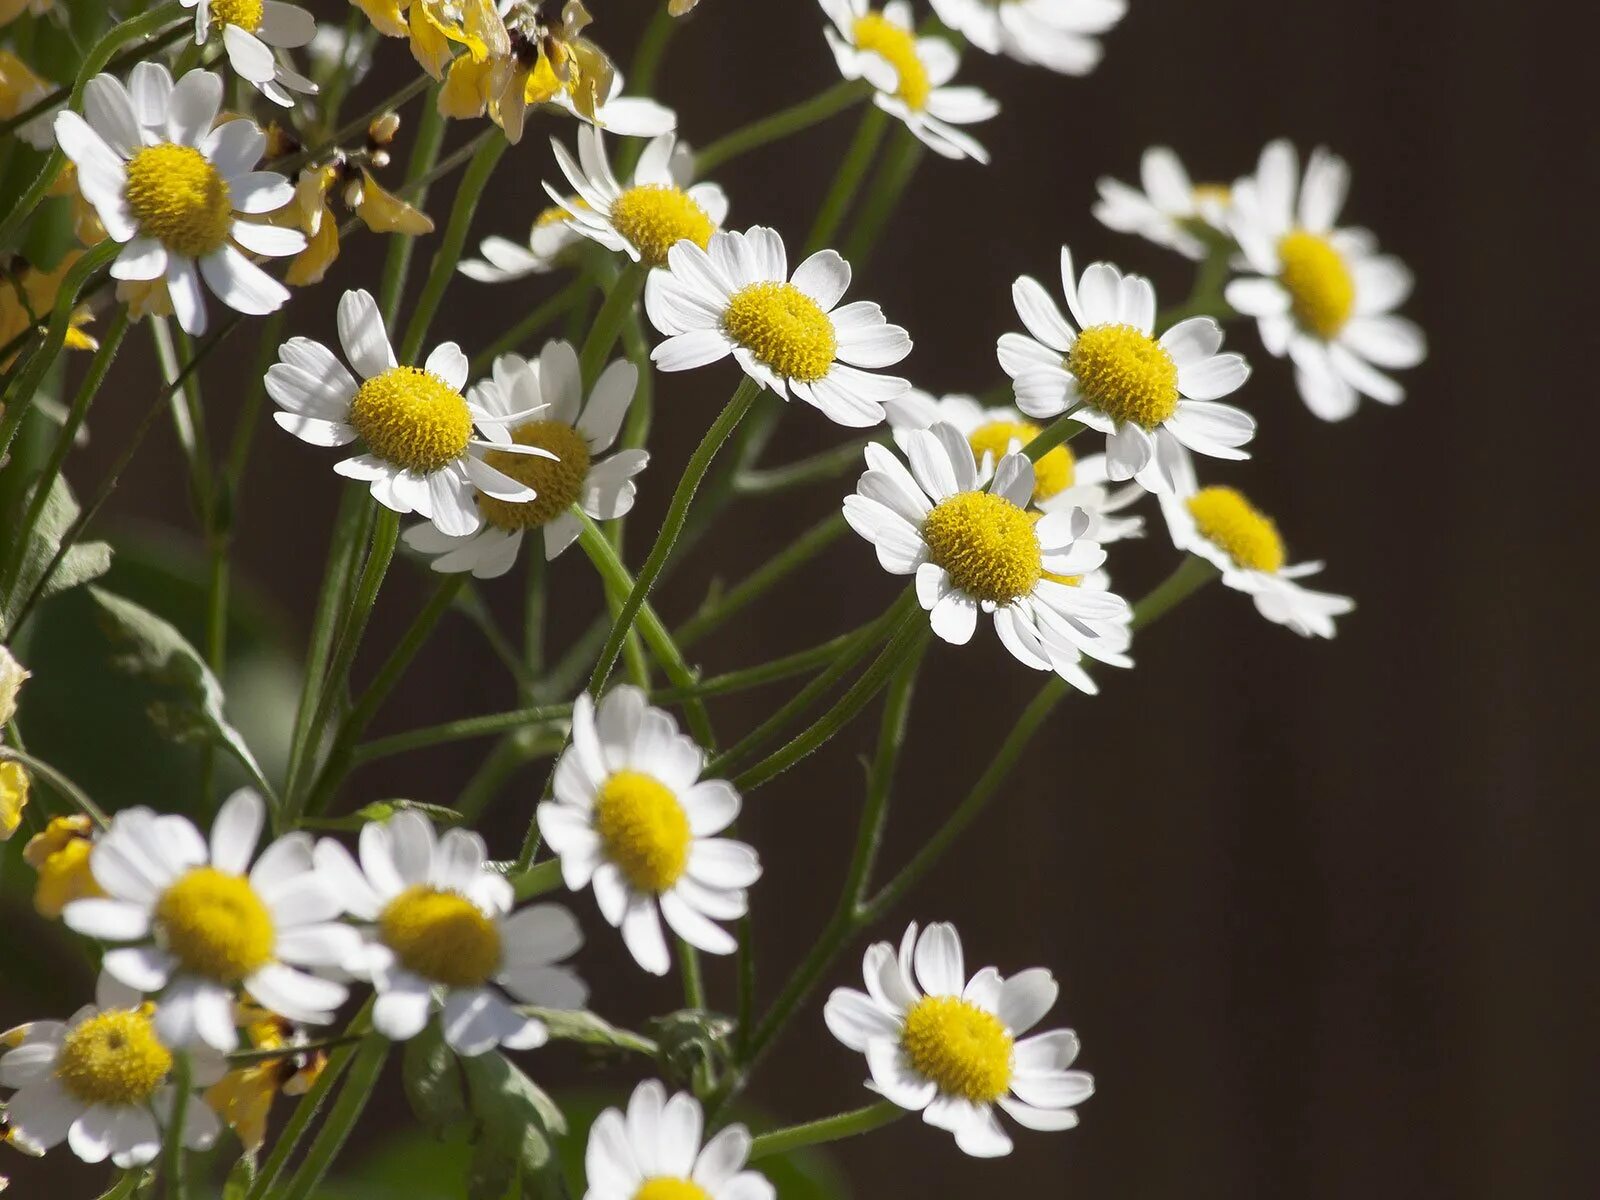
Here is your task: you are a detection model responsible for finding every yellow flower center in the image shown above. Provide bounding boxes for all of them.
[1276,229,1355,340]
[476,420,592,531]
[379,886,502,987]
[1185,486,1285,573]
[593,770,691,894]
[55,1009,173,1107]
[967,419,1075,502]
[156,867,275,983]
[722,282,837,383]
[921,491,1041,605]
[1067,323,1179,429]
[633,1181,711,1200]
[608,185,714,268]
[209,0,264,32]
[901,995,1013,1104]
[123,144,235,258]
[851,13,931,110]
[347,366,473,474]
[535,204,577,228]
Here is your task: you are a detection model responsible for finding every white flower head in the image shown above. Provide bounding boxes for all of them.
[1225,140,1427,421]
[0,643,29,728]
[538,686,760,977]
[403,341,649,576]
[313,812,587,1057]
[53,63,305,335]
[180,0,319,108]
[461,199,590,282]
[62,789,358,1051]
[820,0,999,163]
[998,246,1256,494]
[825,921,1093,1157]
[0,975,226,1167]
[645,225,912,429]
[929,0,1125,75]
[266,287,555,537]
[1094,146,1234,260]
[553,69,676,139]
[844,421,1133,694]
[582,1080,774,1200]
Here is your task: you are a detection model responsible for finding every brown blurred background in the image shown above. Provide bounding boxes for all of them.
[7,0,1598,1195]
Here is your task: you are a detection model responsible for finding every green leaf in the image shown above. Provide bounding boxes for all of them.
[2,474,112,626]
[354,799,465,826]
[221,1151,257,1200]
[460,1050,567,1198]
[525,1007,657,1057]
[402,1019,468,1134]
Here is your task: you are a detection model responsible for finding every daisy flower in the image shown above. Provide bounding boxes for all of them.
[1093,145,1234,261]
[312,812,587,1056]
[824,921,1093,1157]
[537,686,760,977]
[998,246,1256,493]
[820,0,999,164]
[0,975,225,1167]
[61,789,358,1052]
[53,63,305,335]
[583,1080,774,1200]
[180,0,319,108]
[929,0,1125,75]
[843,421,1133,694]
[645,225,912,428]
[459,199,589,282]
[403,341,649,575]
[555,69,676,140]
[546,127,728,268]
[1224,140,1427,421]
[266,288,550,537]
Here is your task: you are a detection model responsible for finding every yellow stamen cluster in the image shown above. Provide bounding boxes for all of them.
[1185,486,1285,573]
[851,13,931,110]
[922,491,1041,605]
[967,419,1075,502]
[901,995,1013,1104]
[722,282,837,383]
[593,770,691,894]
[347,366,473,474]
[123,144,234,258]
[209,0,264,31]
[633,1181,712,1200]
[1067,324,1179,429]
[55,1009,173,1106]
[609,185,714,268]
[155,867,274,983]
[379,886,503,987]
[1276,229,1355,339]
[477,420,592,531]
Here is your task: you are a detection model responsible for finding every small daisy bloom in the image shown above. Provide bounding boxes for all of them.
[266,288,550,536]
[460,198,588,282]
[998,246,1256,494]
[583,1080,774,1200]
[844,422,1133,693]
[557,68,676,139]
[645,225,911,428]
[546,127,728,268]
[313,812,587,1056]
[538,686,760,977]
[181,0,318,108]
[1093,146,1233,261]
[61,789,358,1052]
[1225,140,1427,421]
[820,0,999,163]
[825,921,1093,1157]
[0,976,225,1166]
[403,341,649,575]
[929,0,1124,75]
[53,63,305,335]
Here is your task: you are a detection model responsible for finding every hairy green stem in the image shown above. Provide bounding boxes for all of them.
[470,275,591,373]
[695,81,868,173]
[579,263,646,387]
[277,1035,390,1200]
[748,1101,904,1161]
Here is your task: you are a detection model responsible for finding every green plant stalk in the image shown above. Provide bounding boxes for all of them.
[277,1035,390,1200]
[470,275,591,373]
[677,512,848,649]
[804,105,889,255]
[0,746,108,827]
[161,1052,191,1199]
[274,73,434,178]
[1023,412,1085,461]
[747,1100,904,1161]
[579,262,646,387]
[678,938,706,1010]
[733,441,873,495]
[840,127,924,269]
[695,81,868,173]
[222,311,286,513]
[454,732,555,824]
[378,88,448,324]
[0,21,190,140]
[244,1020,362,1200]
[1157,239,1237,329]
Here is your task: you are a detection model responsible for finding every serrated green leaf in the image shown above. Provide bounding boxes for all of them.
[403,1019,468,1134]
[2,475,112,625]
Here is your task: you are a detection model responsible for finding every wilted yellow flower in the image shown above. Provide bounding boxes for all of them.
[0,254,98,368]
[353,169,435,236]
[23,814,103,917]
[0,646,26,729]
[0,762,26,841]
[205,1009,329,1152]
[0,48,52,148]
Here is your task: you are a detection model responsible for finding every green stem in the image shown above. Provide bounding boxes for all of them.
[274,73,434,178]
[1022,411,1084,461]
[162,1053,191,1200]
[1157,240,1236,329]
[0,746,107,827]
[677,513,847,649]
[0,22,189,141]
[276,1035,390,1200]
[507,857,564,900]
[469,275,590,373]
[804,106,889,255]
[695,81,868,173]
[840,128,924,269]
[378,89,448,324]
[748,1101,904,1161]
[579,263,645,387]
[733,442,872,495]
[678,938,706,1009]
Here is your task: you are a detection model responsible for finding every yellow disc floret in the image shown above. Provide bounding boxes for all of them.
[123,144,234,259]
[593,770,691,894]
[633,1181,712,1200]
[379,886,502,987]
[1276,229,1355,339]
[55,1008,173,1106]
[967,419,1075,502]
[921,491,1041,605]
[901,995,1013,1104]
[477,420,592,531]
[347,366,473,474]
[1185,486,1285,574]
[609,185,714,268]
[156,867,275,983]
[1067,324,1180,429]
[722,282,837,383]
[209,0,264,31]
[851,13,931,110]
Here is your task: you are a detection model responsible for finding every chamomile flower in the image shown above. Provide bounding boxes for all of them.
[180,0,319,108]
[998,246,1256,494]
[820,0,999,163]
[61,789,358,1052]
[824,921,1093,1157]
[844,422,1132,693]
[23,816,103,919]
[0,644,27,728]
[555,68,676,139]
[0,976,225,1166]
[1093,146,1233,260]
[929,0,1124,75]
[403,342,649,575]
[546,127,728,268]
[1224,140,1427,421]
[266,288,551,537]
[460,200,588,281]
[312,812,587,1056]
[583,1080,774,1200]
[645,226,912,428]
[538,686,760,976]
